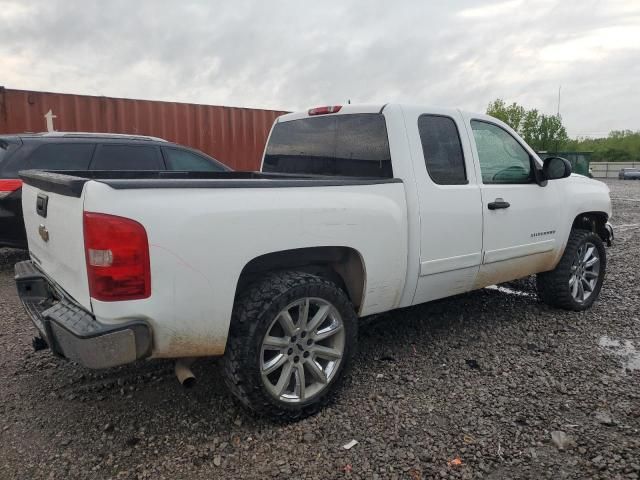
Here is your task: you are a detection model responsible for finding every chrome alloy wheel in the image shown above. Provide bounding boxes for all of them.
[260,297,345,403]
[569,241,600,303]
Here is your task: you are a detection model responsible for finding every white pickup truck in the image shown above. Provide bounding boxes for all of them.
[15,104,613,420]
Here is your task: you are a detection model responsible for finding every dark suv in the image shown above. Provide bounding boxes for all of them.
[0,132,230,249]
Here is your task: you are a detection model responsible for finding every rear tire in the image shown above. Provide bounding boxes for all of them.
[222,271,358,421]
[537,229,606,311]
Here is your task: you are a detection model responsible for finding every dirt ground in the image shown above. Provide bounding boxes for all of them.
[1,179,638,480]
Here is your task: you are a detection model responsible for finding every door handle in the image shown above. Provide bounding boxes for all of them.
[488,198,510,210]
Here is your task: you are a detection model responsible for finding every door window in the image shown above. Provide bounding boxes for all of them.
[92,144,163,170]
[27,143,95,170]
[164,147,226,171]
[471,121,533,184]
[418,115,467,185]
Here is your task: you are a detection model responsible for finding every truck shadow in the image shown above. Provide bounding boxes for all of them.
[12,270,606,480]
[0,247,28,271]
[13,276,562,443]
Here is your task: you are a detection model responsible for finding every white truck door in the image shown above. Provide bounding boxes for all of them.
[401,107,483,304]
[465,116,564,287]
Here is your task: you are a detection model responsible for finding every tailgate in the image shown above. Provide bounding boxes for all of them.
[21,177,91,310]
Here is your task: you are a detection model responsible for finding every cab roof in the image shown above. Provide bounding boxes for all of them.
[276,103,479,123]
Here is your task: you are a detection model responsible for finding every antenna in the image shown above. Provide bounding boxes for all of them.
[557,85,561,117]
[555,85,562,154]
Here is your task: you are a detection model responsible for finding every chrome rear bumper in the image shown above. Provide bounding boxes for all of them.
[14,260,152,369]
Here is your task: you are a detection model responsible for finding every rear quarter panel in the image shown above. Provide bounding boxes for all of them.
[83,181,408,358]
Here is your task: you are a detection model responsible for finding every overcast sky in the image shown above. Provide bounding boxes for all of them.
[1,0,638,137]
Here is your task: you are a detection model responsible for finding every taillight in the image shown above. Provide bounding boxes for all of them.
[308,105,342,116]
[83,212,151,301]
[0,179,22,199]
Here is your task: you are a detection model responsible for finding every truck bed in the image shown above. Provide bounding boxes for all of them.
[20,168,408,358]
[20,170,402,197]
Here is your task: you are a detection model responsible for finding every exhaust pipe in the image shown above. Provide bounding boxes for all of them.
[32,336,48,351]
[175,358,196,388]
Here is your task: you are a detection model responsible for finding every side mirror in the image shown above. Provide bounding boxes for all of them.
[543,156,572,180]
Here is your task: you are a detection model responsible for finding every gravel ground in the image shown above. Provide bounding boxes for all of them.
[1,179,639,480]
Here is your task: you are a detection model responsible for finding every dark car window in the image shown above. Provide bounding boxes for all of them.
[263,113,392,178]
[164,147,226,171]
[92,144,163,170]
[27,143,95,170]
[0,140,14,164]
[418,115,467,185]
[0,139,21,178]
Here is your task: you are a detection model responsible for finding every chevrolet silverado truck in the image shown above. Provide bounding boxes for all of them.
[15,104,613,420]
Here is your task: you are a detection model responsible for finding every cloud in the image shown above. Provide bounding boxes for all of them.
[1,0,638,136]
[457,0,526,19]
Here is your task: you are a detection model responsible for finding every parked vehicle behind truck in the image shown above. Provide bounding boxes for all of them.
[618,168,640,180]
[15,104,613,420]
[0,132,230,249]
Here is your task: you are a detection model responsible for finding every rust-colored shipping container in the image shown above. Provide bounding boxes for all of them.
[0,87,287,171]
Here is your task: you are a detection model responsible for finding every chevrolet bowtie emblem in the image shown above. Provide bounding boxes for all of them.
[38,224,50,242]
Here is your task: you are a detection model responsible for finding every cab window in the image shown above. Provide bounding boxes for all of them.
[418,115,467,185]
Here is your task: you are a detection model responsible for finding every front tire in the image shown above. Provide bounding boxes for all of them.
[537,229,606,311]
[222,271,358,421]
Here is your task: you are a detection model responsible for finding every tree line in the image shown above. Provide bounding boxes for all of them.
[486,99,640,162]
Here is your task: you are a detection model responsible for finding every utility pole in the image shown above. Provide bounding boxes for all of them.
[555,86,561,154]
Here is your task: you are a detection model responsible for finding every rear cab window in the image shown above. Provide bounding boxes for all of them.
[263,113,392,178]
[91,144,163,170]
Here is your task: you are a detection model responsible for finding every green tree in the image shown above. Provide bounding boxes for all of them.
[520,109,540,147]
[486,99,526,131]
[487,99,640,161]
[565,130,640,162]
[486,99,568,152]
[538,114,569,151]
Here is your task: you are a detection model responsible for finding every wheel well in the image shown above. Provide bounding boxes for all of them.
[236,247,366,309]
[572,212,610,243]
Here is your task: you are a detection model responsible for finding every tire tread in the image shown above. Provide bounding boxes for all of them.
[222,270,357,422]
[537,229,606,311]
